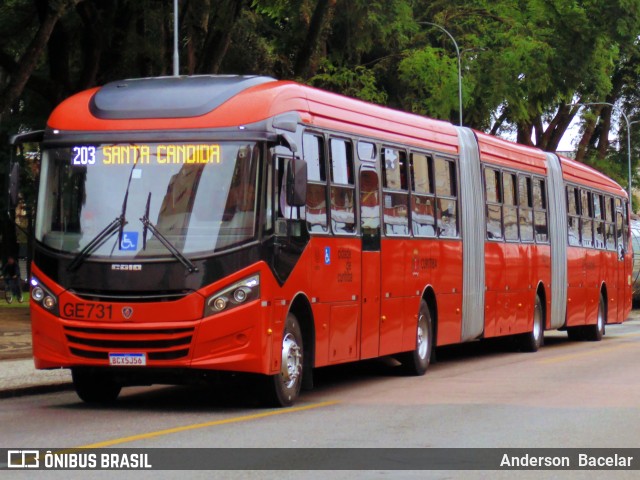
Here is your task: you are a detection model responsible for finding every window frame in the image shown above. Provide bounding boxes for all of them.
[532,176,549,244]
[409,150,437,238]
[302,131,330,235]
[484,166,504,241]
[433,156,460,239]
[517,174,534,244]
[328,136,357,236]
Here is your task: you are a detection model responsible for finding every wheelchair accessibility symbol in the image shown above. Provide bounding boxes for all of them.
[120,232,139,251]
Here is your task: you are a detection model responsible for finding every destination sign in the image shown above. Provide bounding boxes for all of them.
[71,144,221,166]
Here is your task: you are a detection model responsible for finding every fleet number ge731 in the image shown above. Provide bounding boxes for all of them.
[63,303,112,319]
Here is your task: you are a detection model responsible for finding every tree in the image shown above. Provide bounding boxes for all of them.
[0,0,82,119]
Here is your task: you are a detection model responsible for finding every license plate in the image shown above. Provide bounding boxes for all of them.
[109,353,146,366]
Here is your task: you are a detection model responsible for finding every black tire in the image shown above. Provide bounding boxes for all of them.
[519,294,544,352]
[5,290,13,304]
[72,369,121,404]
[399,300,433,375]
[583,293,606,342]
[262,313,304,407]
[17,291,24,303]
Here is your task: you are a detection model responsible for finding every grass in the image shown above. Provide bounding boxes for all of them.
[0,298,29,309]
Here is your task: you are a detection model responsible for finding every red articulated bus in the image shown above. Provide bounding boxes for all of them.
[10,76,632,406]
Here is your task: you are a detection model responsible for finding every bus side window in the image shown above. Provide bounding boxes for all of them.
[382,147,409,236]
[503,172,518,241]
[410,152,435,237]
[533,178,548,243]
[303,133,328,233]
[581,189,594,248]
[434,157,458,238]
[593,193,605,249]
[329,138,356,234]
[624,200,630,251]
[615,197,625,252]
[357,141,376,162]
[605,196,616,250]
[485,167,503,240]
[567,186,581,246]
[518,175,534,242]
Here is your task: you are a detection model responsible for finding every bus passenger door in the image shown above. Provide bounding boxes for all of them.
[617,203,630,321]
[359,169,382,359]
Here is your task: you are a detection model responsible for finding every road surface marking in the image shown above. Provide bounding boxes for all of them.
[76,400,338,448]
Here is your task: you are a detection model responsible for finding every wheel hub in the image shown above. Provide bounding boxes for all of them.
[533,304,542,340]
[281,333,302,389]
[417,315,428,359]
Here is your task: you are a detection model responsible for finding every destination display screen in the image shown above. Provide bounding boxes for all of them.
[70,144,221,166]
[38,141,260,258]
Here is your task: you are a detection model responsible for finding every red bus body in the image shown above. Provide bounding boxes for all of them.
[24,76,632,405]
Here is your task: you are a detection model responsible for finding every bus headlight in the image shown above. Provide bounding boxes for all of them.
[32,287,45,301]
[30,276,59,315]
[211,296,228,312]
[233,288,248,303]
[205,274,260,316]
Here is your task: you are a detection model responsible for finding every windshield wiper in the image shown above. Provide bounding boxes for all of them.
[68,152,139,271]
[140,192,198,273]
[67,216,125,272]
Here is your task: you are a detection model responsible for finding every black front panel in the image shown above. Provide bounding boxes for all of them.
[34,243,263,297]
[33,233,308,298]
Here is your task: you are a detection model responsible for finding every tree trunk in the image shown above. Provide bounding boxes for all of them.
[540,104,575,152]
[36,0,72,103]
[0,0,78,116]
[489,110,508,136]
[517,122,534,146]
[532,116,544,147]
[76,0,104,90]
[293,0,335,78]
[184,0,211,74]
[596,104,613,160]
[197,0,246,74]
[574,106,603,163]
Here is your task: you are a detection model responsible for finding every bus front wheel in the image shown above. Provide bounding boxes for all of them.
[71,369,121,404]
[399,300,433,375]
[262,313,303,407]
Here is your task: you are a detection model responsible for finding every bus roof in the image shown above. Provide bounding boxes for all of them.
[46,75,460,155]
[559,154,627,197]
[45,75,627,197]
[474,130,547,175]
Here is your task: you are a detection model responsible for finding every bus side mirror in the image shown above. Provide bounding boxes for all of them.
[8,130,43,210]
[8,162,19,208]
[286,158,307,207]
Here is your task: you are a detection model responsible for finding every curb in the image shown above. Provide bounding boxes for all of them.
[0,382,73,399]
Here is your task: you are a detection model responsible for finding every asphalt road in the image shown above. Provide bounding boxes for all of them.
[2,318,640,479]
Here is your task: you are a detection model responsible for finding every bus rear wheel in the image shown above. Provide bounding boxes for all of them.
[262,313,303,407]
[399,300,433,375]
[519,294,544,352]
[583,294,606,342]
[71,369,121,404]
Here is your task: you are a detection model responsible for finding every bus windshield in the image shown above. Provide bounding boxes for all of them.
[36,142,261,259]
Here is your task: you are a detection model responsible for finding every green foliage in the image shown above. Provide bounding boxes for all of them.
[308,62,388,104]
[1,0,640,218]
[397,47,460,120]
